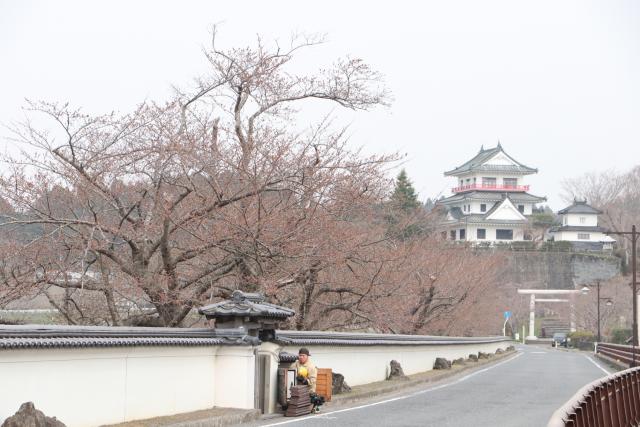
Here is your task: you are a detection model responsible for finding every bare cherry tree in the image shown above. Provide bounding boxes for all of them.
[0,33,393,326]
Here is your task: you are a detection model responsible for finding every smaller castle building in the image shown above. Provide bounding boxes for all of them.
[548,200,615,251]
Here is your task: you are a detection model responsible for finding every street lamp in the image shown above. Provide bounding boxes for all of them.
[606,225,638,367]
[582,281,614,343]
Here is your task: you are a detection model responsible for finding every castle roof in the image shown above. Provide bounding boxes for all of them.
[444,144,537,176]
[439,191,546,206]
[549,225,608,233]
[557,200,603,215]
[444,194,528,226]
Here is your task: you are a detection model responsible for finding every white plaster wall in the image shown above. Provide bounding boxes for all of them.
[566,214,598,227]
[279,341,511,387]
[466,225,479,241]
[485,152,517,166]
[468,226,527,242]
[513,228,525,241]
[124,346,219,420]
[519,203,533,215]
[556,231,607,242]
[469,201,496,215]
[0,345,255,427]
[214,347,256,410]
[487,202,523,221]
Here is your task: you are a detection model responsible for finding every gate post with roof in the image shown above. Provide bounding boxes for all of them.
[198,291,295,413]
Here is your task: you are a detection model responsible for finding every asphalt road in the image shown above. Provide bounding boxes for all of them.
[246,345,612,427]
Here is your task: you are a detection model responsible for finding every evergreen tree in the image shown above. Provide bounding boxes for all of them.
[424,198,435,213]
[391,169,421,212]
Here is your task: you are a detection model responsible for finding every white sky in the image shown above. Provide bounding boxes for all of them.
[1,0,638,209]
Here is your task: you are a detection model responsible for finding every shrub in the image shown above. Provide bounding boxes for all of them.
[540,241,573,252]
[611,328,632,344]
[569,330,596,350]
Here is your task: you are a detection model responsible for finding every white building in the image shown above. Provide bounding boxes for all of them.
[439,144,546,242]
[548,200,615,250]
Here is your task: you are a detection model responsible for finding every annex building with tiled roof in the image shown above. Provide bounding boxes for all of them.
[548,200,615,251]
[438,143,546,243]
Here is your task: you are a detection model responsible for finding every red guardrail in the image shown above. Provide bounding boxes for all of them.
[597,343,640,368]
[548,366,640,427]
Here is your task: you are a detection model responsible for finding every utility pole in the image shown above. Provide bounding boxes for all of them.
[594,281,612,343]
[597,281,601,343]
[607,225,638,367]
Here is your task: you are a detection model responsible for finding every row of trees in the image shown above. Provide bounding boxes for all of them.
[0,34,504,335]
[561,168,640,338]
[562,167,640,257]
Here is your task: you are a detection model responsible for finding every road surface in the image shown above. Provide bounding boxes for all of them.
[245,345,611,427]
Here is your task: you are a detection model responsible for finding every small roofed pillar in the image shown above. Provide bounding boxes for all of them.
[198,290,295,340]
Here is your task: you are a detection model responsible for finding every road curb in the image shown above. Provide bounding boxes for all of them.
[594,352,628,372]
[104,408,262,427]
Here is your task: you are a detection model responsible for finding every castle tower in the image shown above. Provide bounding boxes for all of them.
[439,144,546,242]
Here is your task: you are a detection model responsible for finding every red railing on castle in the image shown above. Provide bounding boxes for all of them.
[451,184,530,193]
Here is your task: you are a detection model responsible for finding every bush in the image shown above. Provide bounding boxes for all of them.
[611,328,632,344]
[509,241,537,251]
[569,330,595,350]
[540,241,573,252]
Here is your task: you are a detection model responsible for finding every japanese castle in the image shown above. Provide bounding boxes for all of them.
[439,144,546,242]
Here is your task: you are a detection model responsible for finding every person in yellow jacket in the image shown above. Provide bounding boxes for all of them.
[292,347,317,393]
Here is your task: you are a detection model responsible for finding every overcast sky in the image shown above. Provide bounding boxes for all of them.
[1,0,638,209]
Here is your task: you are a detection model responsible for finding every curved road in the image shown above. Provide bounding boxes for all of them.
[246,345,612,427]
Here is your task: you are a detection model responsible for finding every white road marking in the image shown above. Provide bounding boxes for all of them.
[531,351,547,354]
[584,355,611,375]
[260,352,524,426]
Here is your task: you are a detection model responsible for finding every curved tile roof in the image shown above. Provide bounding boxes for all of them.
[440,191,546,205]
[444,144,537,176]
[274,330,510,346]
[558,201,602,215]
[198,290,296,319]
[0,336,233,349]
[549,225,608,233]
[0,324,255,350]
[279,351,299,363]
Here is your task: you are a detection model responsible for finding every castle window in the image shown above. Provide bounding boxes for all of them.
[577,233,590,240]
[459,229,466,240]
[580,217,586,224]
[496,229,513,240]
[480,204,486,212]
[450,230,456,240]
[482,177,496,187]
[504,178,517,187]
[518,205,525,213]
[477,229,486,239]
